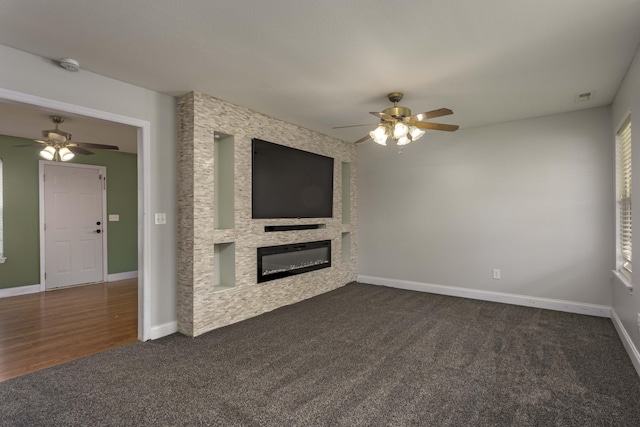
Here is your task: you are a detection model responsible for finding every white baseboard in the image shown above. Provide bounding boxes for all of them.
[107,271,138,281]
[0,284,41,299]
[610,309,640,378]
[357,275,611,318]
[150,321,177,340]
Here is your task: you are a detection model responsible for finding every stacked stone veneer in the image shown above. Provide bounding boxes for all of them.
[178,92,357,337]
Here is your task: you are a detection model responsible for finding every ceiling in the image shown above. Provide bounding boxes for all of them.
[1,0,640,149]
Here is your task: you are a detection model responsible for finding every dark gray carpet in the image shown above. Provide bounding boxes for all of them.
[2,283,640,426]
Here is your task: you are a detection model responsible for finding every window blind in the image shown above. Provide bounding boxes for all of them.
[617,116,632,274]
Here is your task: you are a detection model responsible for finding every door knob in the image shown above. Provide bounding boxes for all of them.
[96,229,102,234]
[96,221,101,226]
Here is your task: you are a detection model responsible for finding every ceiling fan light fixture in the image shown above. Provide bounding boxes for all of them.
[39,145,56,160]
[397,136,411,146]
[370,124,388,145]
[409,126,425,141]
[27,116,120,161]
[58,147,75,161]
[370,132,388,146]
[393,121,409,139]
[338,92,457,149]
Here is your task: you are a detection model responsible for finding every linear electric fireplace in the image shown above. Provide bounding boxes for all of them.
[257,240,331,283]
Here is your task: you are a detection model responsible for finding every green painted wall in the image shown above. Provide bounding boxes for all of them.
[0,135,138,290]
[0,136,40,289]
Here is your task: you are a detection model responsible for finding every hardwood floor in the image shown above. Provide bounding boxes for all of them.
[0,279,138,382]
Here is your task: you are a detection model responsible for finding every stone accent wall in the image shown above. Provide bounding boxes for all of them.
[178,92,357,337]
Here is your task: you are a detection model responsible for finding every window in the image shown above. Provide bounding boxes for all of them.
[616,115,632,281]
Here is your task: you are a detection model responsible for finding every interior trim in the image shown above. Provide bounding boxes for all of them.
[150,321,178,340]
[612,269,633,292]
[611,308,640,378]
[0,87,152,341]
[358,275,612,318]
[0,284,40,299]
[107,271,138,281]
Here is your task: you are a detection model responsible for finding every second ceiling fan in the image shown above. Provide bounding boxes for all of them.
[30,116,120,161]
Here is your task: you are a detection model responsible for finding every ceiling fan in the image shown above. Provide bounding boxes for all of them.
[16,116,120,161]
[334,92,459,149]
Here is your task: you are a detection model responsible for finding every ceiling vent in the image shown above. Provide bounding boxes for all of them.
[575,91,594,103]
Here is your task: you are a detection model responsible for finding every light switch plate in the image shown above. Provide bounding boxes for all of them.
[109,214,120,221]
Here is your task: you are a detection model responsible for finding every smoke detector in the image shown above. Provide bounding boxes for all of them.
[59,58,80,72]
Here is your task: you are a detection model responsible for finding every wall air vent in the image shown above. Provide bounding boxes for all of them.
[575,91,594,103]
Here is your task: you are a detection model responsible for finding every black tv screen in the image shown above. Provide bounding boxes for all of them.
[252,138,334,219]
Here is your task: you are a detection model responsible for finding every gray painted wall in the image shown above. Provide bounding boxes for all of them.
[0,44,177,331]
[611,44,640,356]
[357,106,613,306]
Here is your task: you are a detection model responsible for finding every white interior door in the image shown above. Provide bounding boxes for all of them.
[43,163,106,290]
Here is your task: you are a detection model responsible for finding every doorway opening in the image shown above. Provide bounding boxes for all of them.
[0,87,151,341]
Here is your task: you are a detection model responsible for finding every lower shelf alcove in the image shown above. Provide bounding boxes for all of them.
[214,242,235,292]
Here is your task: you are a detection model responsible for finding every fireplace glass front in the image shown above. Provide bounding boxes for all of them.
[257,240,331,283]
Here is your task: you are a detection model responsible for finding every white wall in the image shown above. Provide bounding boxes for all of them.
[358,106,613,307]
[611,44,640,360]
[0,44,177,333]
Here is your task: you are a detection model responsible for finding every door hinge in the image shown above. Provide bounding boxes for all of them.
[44,223,46,231]
[44,272,47,280]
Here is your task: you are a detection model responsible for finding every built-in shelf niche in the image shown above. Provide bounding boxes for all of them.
[342,162,351,225]
[214,132,234,230]
[214,242,236,292]
[341,232,351,263]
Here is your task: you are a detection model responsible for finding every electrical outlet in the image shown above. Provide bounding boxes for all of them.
[493,269,501,280]
[155,213,166,225]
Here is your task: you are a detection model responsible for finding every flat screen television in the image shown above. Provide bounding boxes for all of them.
[252,138,334,219]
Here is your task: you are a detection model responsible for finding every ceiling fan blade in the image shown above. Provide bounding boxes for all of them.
[370,112,394,121]
[33,139,48,144]
[68,146,95,155]
[410,108,453,121]
[13,144,39,148]
[411,121,459,132]
[333,123,377,129]
[74,142,120,150]
[354,134,372,144]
